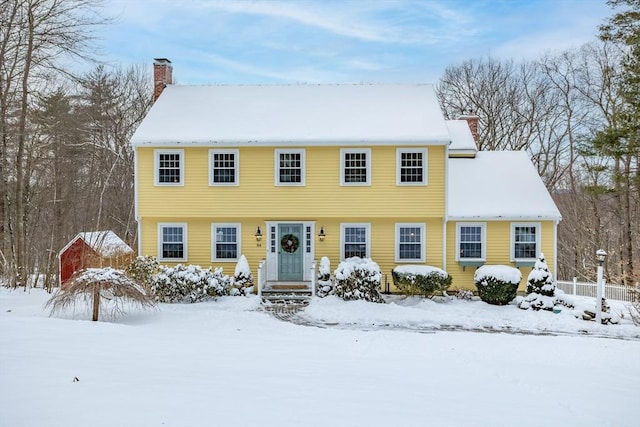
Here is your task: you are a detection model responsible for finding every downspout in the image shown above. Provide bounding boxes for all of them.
[442,143,449,272]
[133,145,142,256]
[553,218,559,281]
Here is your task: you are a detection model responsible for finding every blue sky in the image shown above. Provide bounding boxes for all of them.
[97,0,612,84]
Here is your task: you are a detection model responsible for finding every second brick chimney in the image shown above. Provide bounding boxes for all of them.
[153,58,173,102]
[458,112,479,142]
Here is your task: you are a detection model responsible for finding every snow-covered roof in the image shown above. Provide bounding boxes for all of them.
[60,231,134,257]
[130,84,451,146]
[448,151,561,220]
[446,120,477,156]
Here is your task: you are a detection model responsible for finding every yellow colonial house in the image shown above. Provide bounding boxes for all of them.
[130,59,561,294]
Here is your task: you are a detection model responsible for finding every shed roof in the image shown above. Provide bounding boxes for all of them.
[446,120,478,156]
[448,151,561,220]
[130,84,451,146]
[59,231,133,258]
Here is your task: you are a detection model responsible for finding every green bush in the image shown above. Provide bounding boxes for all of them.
[392,265,452,297]
[473,265,521,306]
[150,264,232,303]
[334,257,384,303]
[126,256,160,291]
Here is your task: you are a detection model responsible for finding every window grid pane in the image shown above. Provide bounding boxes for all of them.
[400,152,423,183]
[460,226,482,259]
[514,226,536,259]
[344,227,366,258]
[215,227,238,259]
[306,226,311,254]
[399,227,421,260]
[159,153,181,183]
[162,227,184,259]
[279,153,302,183]
[213,153,236,183]
[344,152,367,183]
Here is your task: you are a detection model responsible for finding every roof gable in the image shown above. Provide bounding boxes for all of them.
[59,231,133,258]
[130,84,451,146]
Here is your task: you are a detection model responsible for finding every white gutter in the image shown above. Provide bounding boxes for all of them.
[133,146,142,255]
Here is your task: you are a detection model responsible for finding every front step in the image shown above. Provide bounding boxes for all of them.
[261,285,313,305]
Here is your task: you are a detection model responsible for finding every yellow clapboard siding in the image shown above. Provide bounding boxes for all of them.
[136,145,446,219]
[446,220,557,292]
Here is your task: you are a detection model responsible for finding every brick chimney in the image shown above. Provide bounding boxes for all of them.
[153,58,173,102]
[458,112,479,142]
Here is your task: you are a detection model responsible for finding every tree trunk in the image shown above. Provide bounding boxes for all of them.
[92,285,100,321]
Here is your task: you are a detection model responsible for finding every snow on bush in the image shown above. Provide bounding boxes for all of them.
[126,255,160,291]
[316,256,333,298]
[519,254,574,311]
[150,264,233,303]
[474,265,521,306]
[233,255,254,295]
[392,265,452,297]
[333,257,384,303]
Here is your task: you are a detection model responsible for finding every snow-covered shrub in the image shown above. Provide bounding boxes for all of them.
[474,265,521,305]
[333,257,384,303]
[150,264,232,303]
[126,256,160,291]
[519,253,556,311]
[454,289,475,300]
[316,256,333,298]
[233,255,254,295]
[392,265,452,297]
[519,254,574,311]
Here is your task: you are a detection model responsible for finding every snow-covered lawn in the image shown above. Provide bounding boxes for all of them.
[1,288,638,427]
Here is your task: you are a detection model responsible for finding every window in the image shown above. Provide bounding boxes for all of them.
[396,148,427,185]
[395,223,425,262]
[341,223,370,259]
[212,223,240,261]
[275,149,305,185]
[511,223,540,261]
[210,149,238,185]
[158,223,187,261]
[155,149,184,185]
[456,223,486,261]
[341,148,371,185]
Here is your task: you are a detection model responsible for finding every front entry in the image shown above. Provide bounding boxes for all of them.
[278,223,304,281]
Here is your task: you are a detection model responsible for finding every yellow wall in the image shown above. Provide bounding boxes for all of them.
[136,145,446,219]
[446,220,557,292]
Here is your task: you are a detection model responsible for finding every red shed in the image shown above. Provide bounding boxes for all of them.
[58,231,134,288]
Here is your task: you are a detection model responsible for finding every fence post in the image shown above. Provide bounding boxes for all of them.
[572,277,577,295]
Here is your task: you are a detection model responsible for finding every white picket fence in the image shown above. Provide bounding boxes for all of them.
[556,278,637,302]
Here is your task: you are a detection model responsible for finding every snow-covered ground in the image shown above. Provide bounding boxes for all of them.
[1,287,638,427]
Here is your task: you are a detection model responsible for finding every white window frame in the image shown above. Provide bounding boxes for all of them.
[158,223,187,261]
[340,148,371,186]
[211,223,241,262]
[396,148,427,186]
[395,223,426,262]
[456,222,486,262]
[154,149,184,186]
[275,149,306,186]
[510,222,541,262]
[209,149,239,186]
[340,223,371,260]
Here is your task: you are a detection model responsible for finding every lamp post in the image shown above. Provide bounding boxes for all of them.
[595,249,607,325]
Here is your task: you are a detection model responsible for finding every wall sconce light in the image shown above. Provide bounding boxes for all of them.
[318,227,326,241]
[255,226,262,242]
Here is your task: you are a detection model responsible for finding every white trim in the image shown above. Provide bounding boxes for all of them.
[396,148,428,186]
[448,216,561,221]
[510,222,541,262]
[553,219,559,281]
[132,139,450,148]
[209,149,239,186]
[455,222,486,262]
[274,148,306,186]
[340,148,371,186]
[154,149,184,186]
[157,223,187,262]
[340,223,371,260]
[395,223,426,262]
[211,223,241,262]
[264,221,315,281]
